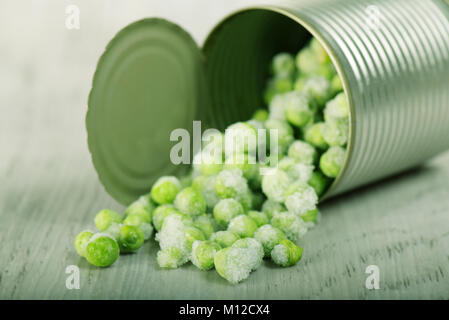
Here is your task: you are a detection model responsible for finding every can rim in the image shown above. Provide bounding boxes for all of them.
[202,5,355,201]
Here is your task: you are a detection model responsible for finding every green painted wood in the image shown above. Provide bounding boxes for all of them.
[1,0,448,300]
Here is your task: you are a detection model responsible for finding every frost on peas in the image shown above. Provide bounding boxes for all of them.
[214,247,252,284]
[271,211,308,243]
[152,204,182,232]
[287,140,317,165]
[174,187,207,217]
[324,92,348,121]
[157,247,182,269]
[321,118,348,147]
[296,46,320,75]
[224,122,258,155]
[94,209,122,232]
[320,146,346,178]
[150,176,181,205]
[247,210,269,227]
[268,94,287,121]
[191,240,221,271]
[125,201,152,224]
[74,230,94,257]
[271,52,296,77]
[227,215,258,238]
[271,239,303,267]
[262,168,290,203]
[284,181,318,216]
[84,233,120,267]
[261,199,286,220]
[264,119,294,152]
[254,224,285,257]
[213,198,244,228]
[305,122,328,149]
[194,214,217,239]
[302,76,332,108]
[214,169,248,200]
[192,175,220,210]
[117,225,144,253]
[252,109,269,122]
[210,230,240,248]
[308,171,330,197]
[278,157,314,183]
[224,153,258,181]
[193,150,223,177]
[301,208,320,226]
[231,238,264,271]
[284,91,315,128]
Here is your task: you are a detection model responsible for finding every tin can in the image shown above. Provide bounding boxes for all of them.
[87,0,449,204]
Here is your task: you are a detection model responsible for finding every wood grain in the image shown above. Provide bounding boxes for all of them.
[0,0,448,299]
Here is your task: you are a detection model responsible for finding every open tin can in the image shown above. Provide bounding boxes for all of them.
[87,0,449,204]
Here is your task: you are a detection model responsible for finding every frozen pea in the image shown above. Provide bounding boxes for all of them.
[84,233,120,267]
[184,227,206,250]
[124,201,152,223]
[261,199,285,220]
[324,92,348,121]
[191,240,221,271]
[228,215,258,238]
[239,189,253,212]
[224,122,258,154]
[117,225,144,253]
[174,187,207,217]
[261,168,290,203]
[254,224,286,257]
[194,214,217,239]
[272,75,293,93]
[231,238,264,271]
[296,46,321,75]
[308,171,330,197]
[252,109,269,122]
[193,150,223,177]
[74,230,94,257]
[310,38,331,65]
[192,175,220,210]
[94,209,122,232]
[304,122,328,149]
[247,211,269,227]
[302,208,319,224]
[152,204,181,232]
[157,247,183,269]
[271,211,308,242]
[213,198,244,228]
[150,176,181,205]
[331,74,343,94]
[224,153,258,181]
[284,91,315,128]
[302,76,332,107]
[284,181,318,216]
[271,52,295,77]
[214,169,248,200]
[202,130,224,151]
[288,140,317,165]
[320,146,346,178]
[264,119,294,152]
[123,213,154,240]
[103,222,122,238]
[268,94,287,121]
[210,231,240,248]
[271,239,303,267]
[278,157,314,183]
[321,118,349,147]
[214,247,253,284]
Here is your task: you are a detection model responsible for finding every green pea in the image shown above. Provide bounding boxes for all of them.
[213,198,244,228]
[261,199,285,220]
[271,239,303,267]
[214,169,248,200]
[261,168,290,203]
[264,119,294,152]
[157,247,182,269]
[224,153,258,181]
[302,208,319,224]
[194,214,217,239]
[287,140,317,165]
[247,211,269,227]
[210,231,240,248]
[84,234,120,267]
[151,176,181,205]
[94,209,122,232]
[319,146,346,178]
[228,215,258,238]
[308,171,330,197]
[252,109,269,122]
[74,230,94,257]
[117,225,144,253]
[254,225,285,257]
[152,204,181,232]
[304,122,328,149]
[271,211,308,243]
[123,213,153,240]
[191,240,221,271]
[271,52,295,77]
[284,91,315,128]
[174,187,207,217]
[183,227,206,249]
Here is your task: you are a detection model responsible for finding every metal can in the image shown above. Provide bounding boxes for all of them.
[87,0,449,203]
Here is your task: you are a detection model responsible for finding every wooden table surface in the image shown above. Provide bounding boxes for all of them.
[1,0,448,300]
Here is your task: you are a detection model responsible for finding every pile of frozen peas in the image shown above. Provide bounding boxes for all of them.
[74,37,349,284]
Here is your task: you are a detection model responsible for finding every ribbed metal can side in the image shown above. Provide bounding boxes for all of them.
[284,0,449,197]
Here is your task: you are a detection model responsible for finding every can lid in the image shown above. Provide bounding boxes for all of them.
[87,18,207,205]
